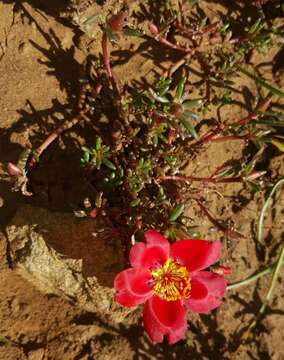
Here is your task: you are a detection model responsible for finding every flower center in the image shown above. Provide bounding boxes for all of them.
[151,258,191,301]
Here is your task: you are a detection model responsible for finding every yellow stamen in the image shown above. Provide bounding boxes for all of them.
[151,258,191,301]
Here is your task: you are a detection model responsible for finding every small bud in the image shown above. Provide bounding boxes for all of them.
[169,103,184,117]
[148,22,159,36]
[89,208,98,219]
[108,11,128,33]
[213,265,231,276]
[244,171,266,181]
[255,0,262,8]
[7,162,23,177]
[131,234,136,246]
[168,128,176,145]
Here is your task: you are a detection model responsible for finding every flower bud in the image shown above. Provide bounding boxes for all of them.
[7,162,23,177]
[108,11,128,33]
[89,208,98,219]
[169,103,184,117]
[213,265,231,276]
[255,0,262,8]
[148,22,159,36]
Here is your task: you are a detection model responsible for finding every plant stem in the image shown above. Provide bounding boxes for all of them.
[257,177,284,243]
[205,134,254,143]
[242,241,284,338]
[167,53,192,77]
[175,22,218,40]
[102,32,113,79]
[28,83,91,168]
[195,199,243,239]
[237,95,272,125]
[156,175,244,184]
[148,22,193,53]
[187,95,272,153]
[227,258,284,290]
[101,32,119,93]
[236,65,284,98]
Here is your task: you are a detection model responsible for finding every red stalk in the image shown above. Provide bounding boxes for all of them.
[156,175,244,184]
[195,199,244,239]
[175,22,218,40]
[102,32,113,79]
[148,22,192,53]
[28,83,91,169]
[237,95,272,125]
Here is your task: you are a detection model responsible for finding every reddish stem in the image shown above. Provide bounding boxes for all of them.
[166,53,192,77]
[237,95,272,125]
[156,175,244,184]
[101,32,119,92]
[188,95,272,152]
[255,0,263,8]
[28,84,91,169]
[187,128,221,150]
[195,199,243,239]
[102,32,113,79]
[175,22,218,40]
[148,22,192,53]
[206,133,254,143]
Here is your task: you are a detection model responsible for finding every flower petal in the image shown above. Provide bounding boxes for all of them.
[130,230,170,269]
[185,271,226,313]
[144,230,170,251]
[114,268,153,307]
[143,296,187,344]
[129,243,147,268]
[170,239,221,272]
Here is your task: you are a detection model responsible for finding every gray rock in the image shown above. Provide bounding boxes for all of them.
[6,205,133,323]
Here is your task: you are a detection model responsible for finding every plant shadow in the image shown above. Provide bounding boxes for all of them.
[0,3,94,229]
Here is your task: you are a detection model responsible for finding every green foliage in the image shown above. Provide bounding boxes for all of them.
[81,137,116,170]
[169,204,184,222]
[127,158,152,195]
[74,0,284,236]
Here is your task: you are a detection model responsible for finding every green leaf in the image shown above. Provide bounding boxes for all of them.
[149,88,170,103]
[169,204,185,222]
[260,111,284,120]
[83,150,90,163]
[253,119,284,127]
[164,226,177,241]
[257,177,284,243]
[247,18,263,35]
[180,117,198,139]
[236,65,284,98]
[96,157,102,169]
[102,158,116,170]
[175,77,186,103]
[105,27,119,44]
[156,78,172,96]
[133,127,141,136]
[0,335,10,346]
[183,99,202,109]
[130,198,140,207]
[123,27,144,37]
[269,137,284,152]
[95,137,102,150]
[183,110,199,121]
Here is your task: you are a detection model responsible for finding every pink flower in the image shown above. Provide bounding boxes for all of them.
[255,0,262,8]
[114,230,227,344]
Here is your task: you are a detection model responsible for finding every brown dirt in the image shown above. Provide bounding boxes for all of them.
[0,1,284,359]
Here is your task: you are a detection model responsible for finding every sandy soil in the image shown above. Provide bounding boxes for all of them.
[0,1,284,359]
